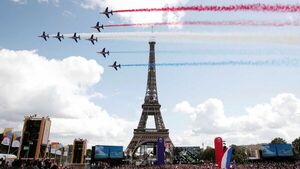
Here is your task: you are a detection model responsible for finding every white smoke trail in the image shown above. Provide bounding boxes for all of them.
[54,31,300,45]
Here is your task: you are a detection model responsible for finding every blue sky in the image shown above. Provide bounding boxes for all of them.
[1,0,300,148]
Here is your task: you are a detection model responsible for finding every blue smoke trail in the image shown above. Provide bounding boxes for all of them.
[122,59,299,67]
[110,51,147,54]
[110,50,196,54]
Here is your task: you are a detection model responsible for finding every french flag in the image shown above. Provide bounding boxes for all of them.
[221,146,234,169]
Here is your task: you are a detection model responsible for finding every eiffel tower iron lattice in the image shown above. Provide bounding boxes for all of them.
[127,41,173,156]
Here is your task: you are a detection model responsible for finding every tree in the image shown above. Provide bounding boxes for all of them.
[201,146,215,162]
[292,137,300,158]
[86,149,92,158]
[270,137,287,144]
[231,145,247,164]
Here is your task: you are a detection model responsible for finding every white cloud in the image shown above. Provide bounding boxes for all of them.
[0,48,135,146]
[81,0,187,26]
[174,94,300,146]
[62,10,76,18]
[37,0,48,3]
[10,0,59,6]
[10,0,27,4]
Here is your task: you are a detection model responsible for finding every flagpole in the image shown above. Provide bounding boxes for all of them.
[60,147,64,165]
[7,140,11,154]
[66,146,69,164]
[7,135,13,154]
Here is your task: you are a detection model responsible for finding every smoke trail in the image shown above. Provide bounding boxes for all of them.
[122,59,299,67]
[114,4,300,13]
[110,50,196,54]
[110,51,147,54]
[61,32,300,45]
[105,20,300,28]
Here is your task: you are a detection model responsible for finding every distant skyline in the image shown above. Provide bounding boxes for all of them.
[0,0,300,148]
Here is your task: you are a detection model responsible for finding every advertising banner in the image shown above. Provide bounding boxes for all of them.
[214,137,224,167]
[156,137,165,165]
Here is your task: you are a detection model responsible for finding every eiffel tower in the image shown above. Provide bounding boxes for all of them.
[127,41,173,157]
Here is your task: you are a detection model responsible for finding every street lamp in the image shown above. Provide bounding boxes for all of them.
[27,141,33,158]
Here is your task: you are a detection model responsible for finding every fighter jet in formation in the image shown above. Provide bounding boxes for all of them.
[53,32,64,42]
[91,22,104,32]
[97,48,110,58]
[109,61,121,71]
[86,34,98,45]
[101,7,113,18]
[69,32,80,43]
[38,32,49,41]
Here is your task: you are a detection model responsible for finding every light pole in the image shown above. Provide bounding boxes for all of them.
[28,141,33,159]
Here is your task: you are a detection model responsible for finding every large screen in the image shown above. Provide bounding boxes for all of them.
[94,145,123,159]
[173,147,201,164]
[276,144,293,157]
[109,146,123,158]
[261,144,277,157]
[94,146,109,159]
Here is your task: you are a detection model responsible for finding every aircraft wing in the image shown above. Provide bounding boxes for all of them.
[114,66,118,71]
[91,40,95,45]
[97,28,100,32]
[43,37,47,41]
[105,13,110,18]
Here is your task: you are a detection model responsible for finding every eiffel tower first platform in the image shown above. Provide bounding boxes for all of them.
[126,41,174,159]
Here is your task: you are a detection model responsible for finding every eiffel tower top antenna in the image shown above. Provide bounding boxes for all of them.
[150,26,155,42]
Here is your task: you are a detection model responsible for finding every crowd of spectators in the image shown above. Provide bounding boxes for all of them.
[91,161,300,169]
[2,159,300,169]
[0,158,72,169]
[234,161,300,169]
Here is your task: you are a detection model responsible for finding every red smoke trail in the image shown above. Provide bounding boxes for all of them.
[114,4,300,13]
[104,20,300,28]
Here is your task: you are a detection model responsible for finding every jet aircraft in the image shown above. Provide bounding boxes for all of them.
[86,34,98,45]
[100,7,113,18]
[53,32,64,42]
[38,32,49,41]
[109,61,121,71]
[91,22,104,32]
[97,48,110,58]
[69,32,80,43]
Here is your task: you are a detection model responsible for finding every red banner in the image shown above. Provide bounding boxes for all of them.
[214,137,224,168]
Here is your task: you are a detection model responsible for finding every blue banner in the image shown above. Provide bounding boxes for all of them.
[156,137,165,165]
